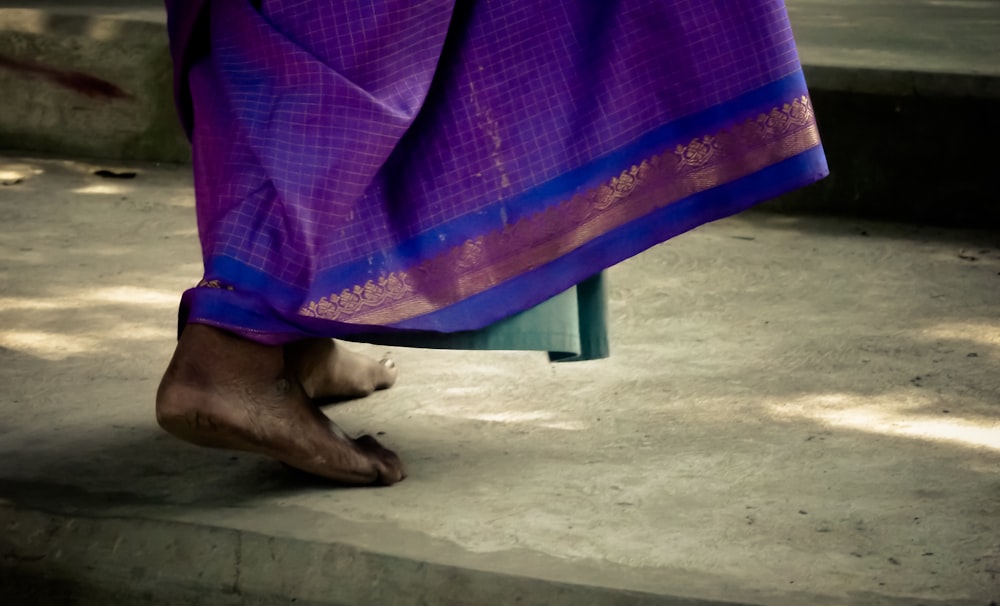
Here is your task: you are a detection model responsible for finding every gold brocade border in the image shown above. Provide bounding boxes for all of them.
[298,96,821,325]
[197,279,234,290]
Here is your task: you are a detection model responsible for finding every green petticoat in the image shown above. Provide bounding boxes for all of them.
[346,273,609,362]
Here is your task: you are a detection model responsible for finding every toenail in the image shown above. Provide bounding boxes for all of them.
[380,357,395,369]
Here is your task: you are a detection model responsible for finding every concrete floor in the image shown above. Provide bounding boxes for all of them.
[0,156,997,604]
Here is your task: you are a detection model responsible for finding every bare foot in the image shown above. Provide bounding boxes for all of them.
[285,338,398,402]
[155,324,405,485]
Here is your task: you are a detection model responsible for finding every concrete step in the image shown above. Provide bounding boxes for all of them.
[0,1,188,163]
[774,0,1000,227]
[1,155,998,606]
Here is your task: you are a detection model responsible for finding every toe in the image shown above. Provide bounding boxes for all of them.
[374,453,406,485]
[373,356,399,391]
[354,434,406,484]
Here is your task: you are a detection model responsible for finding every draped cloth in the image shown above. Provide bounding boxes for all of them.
[165,0,828,346]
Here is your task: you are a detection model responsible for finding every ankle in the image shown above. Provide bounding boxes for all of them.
[175,323,286,385]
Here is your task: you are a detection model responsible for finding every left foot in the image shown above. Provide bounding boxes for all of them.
[156,325,405,485]
[285,339,398,402]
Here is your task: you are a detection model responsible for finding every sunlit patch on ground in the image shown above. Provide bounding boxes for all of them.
[770,393,1000,452]
[0,330,101,360]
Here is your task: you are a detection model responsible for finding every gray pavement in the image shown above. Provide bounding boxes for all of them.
[1,156,998,605]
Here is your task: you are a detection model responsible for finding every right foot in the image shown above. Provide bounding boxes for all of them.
[285,338,398,402]
[155,324,405,485]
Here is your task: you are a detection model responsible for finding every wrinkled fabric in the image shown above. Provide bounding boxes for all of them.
[166,0,827,344]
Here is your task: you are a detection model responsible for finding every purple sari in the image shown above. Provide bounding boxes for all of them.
[166,0,827,345]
